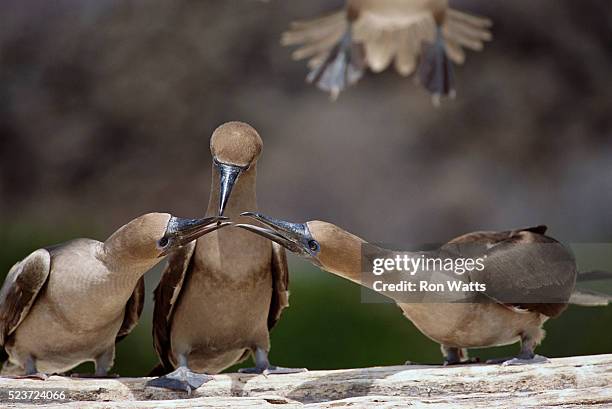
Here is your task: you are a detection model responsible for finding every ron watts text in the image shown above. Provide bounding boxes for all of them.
[373,280,487,293]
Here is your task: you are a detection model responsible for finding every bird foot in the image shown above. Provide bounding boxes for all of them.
[486,354,549,366]
[145,367,213,394]
[12,373,48,380]
[238,365,307,376]
[306,26,364,99]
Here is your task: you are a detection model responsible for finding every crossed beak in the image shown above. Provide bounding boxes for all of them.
[162,215,231,255]
[235,212,310,255]
[216,160,246,216]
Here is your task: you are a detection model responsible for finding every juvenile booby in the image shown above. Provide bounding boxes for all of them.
[282,0,492,102]
[148,122,302,394]
[237,213,602,365]
[0,213,228,378]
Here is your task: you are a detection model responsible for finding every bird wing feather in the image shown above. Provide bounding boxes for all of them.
[282,10,348,61]
[116,276,145,342]
[468,230,575,317]
[268,242,290,331]
[0,249,51,348]
[442,8,492,60]
[152,241,196,371]
[445,225,575,317]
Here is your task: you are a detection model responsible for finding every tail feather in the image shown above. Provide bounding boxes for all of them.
[394,28,419,76]
[570,289,612,306]
[364,30,398,73]
[577,270,612,282]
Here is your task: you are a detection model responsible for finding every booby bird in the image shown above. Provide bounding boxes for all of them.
[282,0,492,102]
[148,122,302,394]
[237,213,596,365]
[0,213,229,378]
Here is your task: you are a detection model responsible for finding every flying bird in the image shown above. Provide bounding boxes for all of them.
[0,213,228,378]
[237,213,610,365]
[282,0,492,103]
[147,122,303,394]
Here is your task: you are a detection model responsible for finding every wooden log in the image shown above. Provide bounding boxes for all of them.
[1,354,610,408]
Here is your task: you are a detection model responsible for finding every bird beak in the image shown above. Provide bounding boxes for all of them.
[162,216,231,256]
[235,212,312,256]
[215,160,245,216]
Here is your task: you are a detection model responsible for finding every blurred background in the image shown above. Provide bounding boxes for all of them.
[1,0,611,376]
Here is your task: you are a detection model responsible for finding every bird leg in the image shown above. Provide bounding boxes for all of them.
[145,354,212,394]
[12,356,48,380]
[238,347,307,375]
[486,333,550,365]
[70,347,119,378]
[442,346,480,366]
[417,26,456,106]
[306,22,365,100]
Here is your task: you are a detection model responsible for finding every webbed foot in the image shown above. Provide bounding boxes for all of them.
[145,366,212,394]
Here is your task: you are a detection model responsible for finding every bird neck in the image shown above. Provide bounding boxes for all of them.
[317,226,423,289]
[101,234,161,281]
[316,227,368,285]
[207,163,258,217]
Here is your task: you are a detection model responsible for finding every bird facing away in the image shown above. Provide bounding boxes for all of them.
[0,213,229,378]
[282,0,492,102]
[236,213,607,365]
[147,122,302,394]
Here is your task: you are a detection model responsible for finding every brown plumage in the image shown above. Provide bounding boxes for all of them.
[0,213,227,377]
[147,122,298,394]
[237,214,581,365]
[282,0,492,101]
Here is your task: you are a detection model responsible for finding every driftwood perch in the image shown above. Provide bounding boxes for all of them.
[1,354,610,408]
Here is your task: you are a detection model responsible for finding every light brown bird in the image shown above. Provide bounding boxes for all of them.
[282,0,492,102]
[237,213,609,365]
[147,122,303,394]
[0,213,228,378]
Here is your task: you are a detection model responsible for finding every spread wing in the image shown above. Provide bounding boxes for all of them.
[282,7,491,77]
[0,249,51,348]
[445,226,575,317]
[267,242,290,331]
[152,242,196,371]
[115,276,145,342]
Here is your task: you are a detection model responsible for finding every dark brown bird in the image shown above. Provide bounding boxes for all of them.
[147,122,303,394]
[237,213,608,365]
[282,0,492,103]
[0,213,228,378]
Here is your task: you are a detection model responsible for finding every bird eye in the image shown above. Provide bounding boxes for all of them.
[158,237,169,248]
[308,240,319,252]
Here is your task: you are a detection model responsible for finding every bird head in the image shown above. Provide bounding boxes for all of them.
[106,213,231,260]
[210,122,263,216]
[235,212,364,274]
